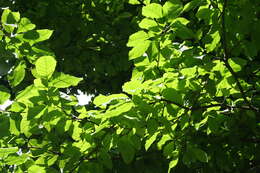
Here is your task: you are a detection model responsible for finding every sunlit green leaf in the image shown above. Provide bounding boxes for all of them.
[139,18,158,30]
[145,131,159,151]
[142,3,163,19]
[35,56,56,78]
[17,17,36,33]
[0,85,10,104]
[50,72,82,88]
[163,0,183,21]
[228,58,247,72]
[8,61,26,87]
[5,154,28,165]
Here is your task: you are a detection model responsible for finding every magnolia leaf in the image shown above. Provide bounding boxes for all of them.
[16,29,53,45]
[196,6,212,23]
[145,131,159,151]
[100,152,112,169]
[0,85,10,105]
[205,31,220,52]
[9,117,20,136]
[129,41,151,60]
[28,165,46,173]
[50,72,82,88]
[0,147,18,158]
[71,122,82,141]
[183,0,202,12]
[157,134,172,150]
[20,117,32,137]
[127,31,149,47]
[118,137,135,164]
[195,116,208,130]
[168,157,179,173]
[5,154,28,165]
[163,0,183,20]
[122,80,143,94]
[93,94,128,107]
[228,58,247,72]
[17,17,36,33]
[142,3,163,19]
[139,18,158,29]
[47,155,58,166]
[128,0,141,4]
[35,56,56,78]
[1,9,20,33]
[191,147,208,163]
[8,61,26,87]
[96,102,133,119]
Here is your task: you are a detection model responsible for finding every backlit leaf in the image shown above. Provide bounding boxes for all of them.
[142,3,163,19]
[35,56,56,78]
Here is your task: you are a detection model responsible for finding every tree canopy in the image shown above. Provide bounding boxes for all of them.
[0,0,260,172]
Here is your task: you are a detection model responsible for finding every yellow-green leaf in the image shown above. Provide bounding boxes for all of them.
[35,56,56,78]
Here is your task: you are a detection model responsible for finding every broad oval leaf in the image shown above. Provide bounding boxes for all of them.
[129,41,151,60]
[35,56,56,78]
[142,3,163,19]
[50,72,83,88]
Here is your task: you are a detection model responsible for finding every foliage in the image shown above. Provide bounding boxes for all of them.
[0,0,260,172]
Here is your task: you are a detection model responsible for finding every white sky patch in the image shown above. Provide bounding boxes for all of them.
[76,90,94,106]
[0,100,13,111]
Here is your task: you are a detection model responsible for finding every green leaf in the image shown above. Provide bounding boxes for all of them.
[168,157,179,173]
[0,85,10,104]
[139,18,158,30]
[122,80,143,94]
[195,116,208,130]
[172,21,194,39]
[35,56,57,78]
[17,17,36,33]
[93,94,128,107]
[142,3,163,19]
[163,0,183,21]
[28,165,46,173]
[162,88,183,105]
[1,9,20,33]
[145,131,159,151]
[183,0,202,12]
[157,134,172,150]
[228,58,247,72]
[47,155,58,166]
[100,152,112,169]
[0,147,18,158]
[16,29,53,45]
[127,31,149,47]
[9,116,20,136]
[128,0,141,5]
[71,121,82,141]
[129,41,151,60]
[96,102,133,119]
[191,147,208,163]
[5,154,28,165]
[118,137,135,164]
[8,61,26,87]
[50,72,82,88]
[205,31,220,52]
[0,30,4,40]
[196,6,212,23]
